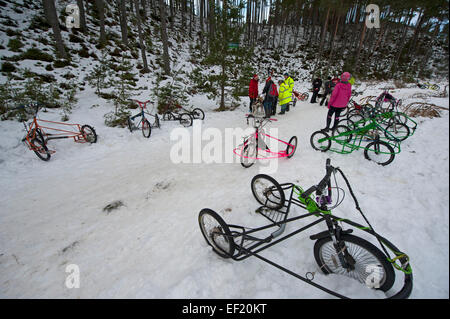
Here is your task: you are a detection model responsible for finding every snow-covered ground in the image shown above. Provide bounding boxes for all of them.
[0,82,448,299]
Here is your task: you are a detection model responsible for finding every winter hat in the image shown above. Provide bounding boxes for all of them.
[253,74,258,79]
[340,72,351,81]
[284,72,289,76]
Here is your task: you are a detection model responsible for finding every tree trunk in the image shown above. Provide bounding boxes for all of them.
[77,0,87,32]
[354,10,367,73]
[118,0,129,46]
[159,0,171,75]
[133,0,149,72]
[42,0,67,59]
[200,0,204,50]
[318,6,330,58]
[95,0,107,46]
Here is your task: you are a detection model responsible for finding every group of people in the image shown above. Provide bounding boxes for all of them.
[248,71,354,132]
[248,70,296,118]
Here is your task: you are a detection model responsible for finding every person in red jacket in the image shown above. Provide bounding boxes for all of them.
[323,72,352,131]
[248,74,259,112]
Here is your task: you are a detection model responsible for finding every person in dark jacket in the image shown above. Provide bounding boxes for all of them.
[310,77,322,103]
[320,77,332,106]
[262,77,278,118]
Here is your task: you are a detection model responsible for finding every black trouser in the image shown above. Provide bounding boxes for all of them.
[311,89,319,103]
[326,106,344,129]
[320,92,330,106]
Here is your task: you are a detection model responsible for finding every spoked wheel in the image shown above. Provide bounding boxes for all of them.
[332,125,353,143]
[286,136,297,158]
[180,113,193,127]
[251,174,285,210]
[348,114,366,129]
[384,122,410,142]
[364,140,395,166]
[314,234,395,292]
[310,130,331,152]
[192,108,205,120]
[127,117,134,132]
[141,119,151,138]
[163,111,174,121]
[80,125,97,143]
[150,114,160,129]
[301,92,309,100]
[338,118,356,130]
[198,208,235,258]
[30,129,50,161]
[240,139,257,168]
[340,107,349,118]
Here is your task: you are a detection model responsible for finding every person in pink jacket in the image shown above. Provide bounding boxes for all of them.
[323,72,352,131]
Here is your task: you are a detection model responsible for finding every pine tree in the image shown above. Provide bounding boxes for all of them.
[203,1,249,110]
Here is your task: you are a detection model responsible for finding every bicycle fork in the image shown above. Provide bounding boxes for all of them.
[326,217,356,272]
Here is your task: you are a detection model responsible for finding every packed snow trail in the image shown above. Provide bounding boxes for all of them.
[0,86,448,298]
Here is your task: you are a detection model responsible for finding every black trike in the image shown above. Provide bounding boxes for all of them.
[198,159,413,298]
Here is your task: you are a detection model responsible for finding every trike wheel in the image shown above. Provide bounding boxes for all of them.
[150,114,160,129]
[163,111,174,121]
[30,129,50,161]
[364,141,395,166]
[332,125,353,143]
[310,131,331,152]
[141,119,151,138]
[81,125,97,143]
[180,113,193,127]
[286,136,297,158]
[240,140,257,168]
[251,174,285,210]
[384,122,410,142]
[348,113,366,129]
[127,117,134,132]
[198,208,235,258]
[192,108,205,120]
[301,92,309,100]
[314,234,395,292]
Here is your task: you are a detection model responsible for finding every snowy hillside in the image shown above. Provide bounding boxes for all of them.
[0,81,448,299]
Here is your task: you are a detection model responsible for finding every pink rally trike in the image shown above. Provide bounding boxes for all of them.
[234,107,298,168]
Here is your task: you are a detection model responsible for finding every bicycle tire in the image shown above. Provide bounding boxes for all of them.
[198,208,235,258]
[30,129,50,161]
[286,136,297,158]
[314,234,395,292]
[192,108,205,120]
[364,140,395,166]
[240,140,256,168]
[80,125,97,143]
[332,125,353,143]
[141,119,151,138]
[127,117,134,132]
[310,130,331,152]
[384,122,410,142]
[348,113,366,129]
[163,111,174,121]
[180,113,193,127]
[251,174,285,210]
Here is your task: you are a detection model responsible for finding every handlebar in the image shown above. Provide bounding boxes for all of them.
[300,158,334,200]
[129,99,151,109]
